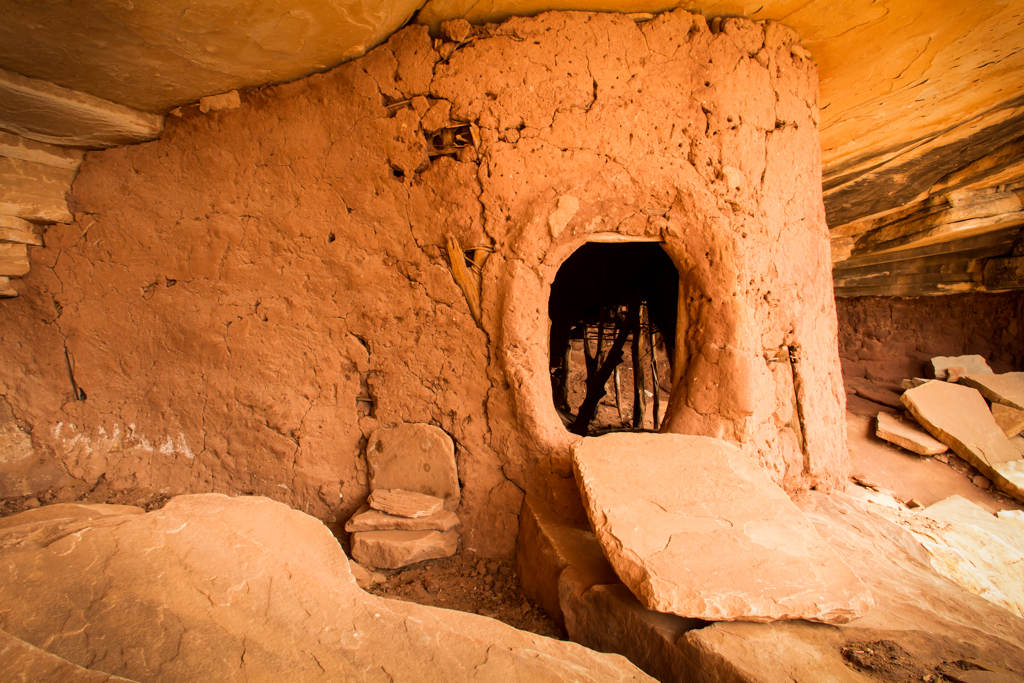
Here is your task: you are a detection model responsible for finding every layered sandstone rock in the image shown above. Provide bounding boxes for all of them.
[368,488,444,518]
[0,494,654,682]
[962,372,1024,411]
[518,488,1024,682]
[0,11,845,557]
[901,382,1021,493]
[572,433,873,623]
[931,354,993,380]
[875,412,948,456]
[345,503,461,532]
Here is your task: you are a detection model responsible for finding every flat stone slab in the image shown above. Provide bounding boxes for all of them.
[963,372,1024,412]
[902,381,1020,471]
[992,403,1024,438]
[572,433,873,624]
[931,354,992,380]
[876,412,948,455]
[367,423,460,510]
[345,503,460,533]
[351,528,458,569]
[368,488,443,518]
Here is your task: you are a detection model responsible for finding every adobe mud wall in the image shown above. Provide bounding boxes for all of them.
[837,292,1024,384]
[0,10,844,555]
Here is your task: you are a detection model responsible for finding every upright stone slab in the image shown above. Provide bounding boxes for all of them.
[366,423,460,510]
[572,433,873,624]
[931,355,992,380]
[962,372,1024,412]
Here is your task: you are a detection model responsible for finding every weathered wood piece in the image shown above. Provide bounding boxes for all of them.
[852,211,1024,257]
[983,256,1024,290]
[632,302,646,429]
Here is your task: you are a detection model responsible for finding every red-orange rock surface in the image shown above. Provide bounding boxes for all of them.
[0,494,654,682]
[0,11,846,553]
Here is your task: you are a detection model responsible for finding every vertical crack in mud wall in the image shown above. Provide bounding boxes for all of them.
[0,10,846,555]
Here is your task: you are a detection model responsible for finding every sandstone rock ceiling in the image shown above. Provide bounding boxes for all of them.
[1,0,1023,297]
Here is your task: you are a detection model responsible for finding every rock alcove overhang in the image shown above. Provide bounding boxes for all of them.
[0,9,846,559]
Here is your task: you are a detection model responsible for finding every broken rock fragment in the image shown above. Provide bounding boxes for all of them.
[875,412,948,455]
[368,488,443,518]
[902,381,1024,502]
[901,381,1019,471]
[351,529,458,569]
[962,372,1024,412]
[992,403,1024,438]
[573,433,873,624]
[931,354,992,380]
[366,423,460,510]
[345,503,461,532]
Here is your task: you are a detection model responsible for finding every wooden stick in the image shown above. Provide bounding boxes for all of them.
[632,302,646,429]
[650,325,660,430]
[445,235,482,323]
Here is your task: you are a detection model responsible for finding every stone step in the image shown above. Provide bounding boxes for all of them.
[351,528,458,570]
[573,433,874,624]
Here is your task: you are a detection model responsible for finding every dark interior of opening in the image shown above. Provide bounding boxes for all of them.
[549,242,679,436]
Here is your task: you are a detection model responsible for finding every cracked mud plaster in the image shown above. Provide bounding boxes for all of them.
[0,10,846,557]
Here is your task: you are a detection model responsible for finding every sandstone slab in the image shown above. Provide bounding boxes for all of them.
[351,528,458,569]
[931,354,992,380]
[0,494,652,682]
[0,242,29,277]
[992,402,1024,438]
[516,496,618,627]
[901,381,1022,501]
[561,575,704,683]
[0,628,138,683]
[573,433,873,623]
[962,372,1024,412]
[368,488,444,518]
[0,130,83,170]
[0,156,75,223]
[0,66,163,148]
[875,412,948,455]
[997,509,1024,530]
[905,496,1024,618]
[367,423,460,510]
[0,214,44,246]
[345,503,460,533]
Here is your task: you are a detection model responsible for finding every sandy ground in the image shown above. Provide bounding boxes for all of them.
[845,407,1024,514]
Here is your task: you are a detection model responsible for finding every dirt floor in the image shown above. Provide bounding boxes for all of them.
[844,393,1024,514]
[362,551,565,640]
[2,382,1021,642]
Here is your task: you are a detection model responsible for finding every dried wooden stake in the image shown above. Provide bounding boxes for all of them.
[445,235,482,323]
[650,324,660,430]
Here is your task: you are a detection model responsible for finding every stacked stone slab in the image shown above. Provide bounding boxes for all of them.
[347,423,461,569]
